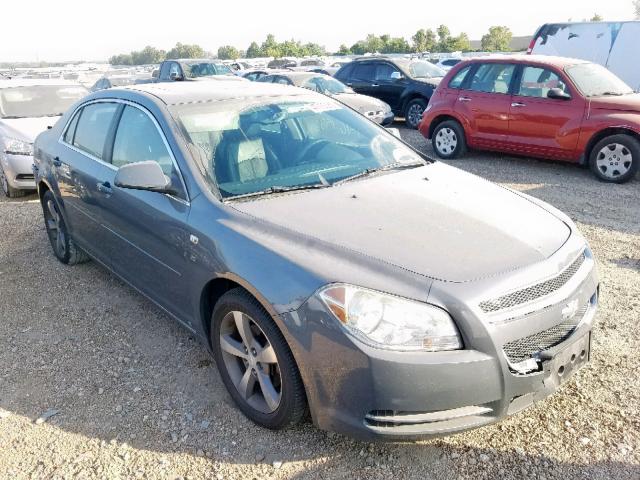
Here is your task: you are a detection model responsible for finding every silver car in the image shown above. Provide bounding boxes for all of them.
[0,79,87,197]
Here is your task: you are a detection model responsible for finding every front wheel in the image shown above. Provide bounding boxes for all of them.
[210,288,307,430]
[432,120,467,159]
[589,134,639,183]
[41,190,89,265]
[0,166,26,198]
[404,98,427,129]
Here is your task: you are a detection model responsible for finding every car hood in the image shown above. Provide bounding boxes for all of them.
[230,163,571,282]
[0,116,60,143]
[414,77,443,87]
[332,92,391,114]
[589,93,640,113]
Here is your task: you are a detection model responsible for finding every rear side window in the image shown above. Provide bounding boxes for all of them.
[72,102,118,159]
[112,105,174,176]
[63,109,81,144]
[469,63,516,94]
[448,66,472,89]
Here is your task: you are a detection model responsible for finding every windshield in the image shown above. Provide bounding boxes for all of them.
[0,85,88,118]
[183,62,232,78]
[171,95,423,198]
[302,76,350,95]
[565,63,633,97]
[408,60,446,79]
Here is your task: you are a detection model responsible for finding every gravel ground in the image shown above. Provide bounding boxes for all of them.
[1,126,639,480]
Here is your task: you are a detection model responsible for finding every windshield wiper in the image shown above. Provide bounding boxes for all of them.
[226,183,329,200]
[333,161,424,186]
[600,91,625,96]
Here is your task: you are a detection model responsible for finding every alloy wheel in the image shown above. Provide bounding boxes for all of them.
[596,143,632,179]
[44,199,67,258]
[435,127,458,156]
[407,104,424,128]
[219,310,282,414]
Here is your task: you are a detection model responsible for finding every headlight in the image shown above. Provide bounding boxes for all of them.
[4,138,33,156]
[319,284,462,351]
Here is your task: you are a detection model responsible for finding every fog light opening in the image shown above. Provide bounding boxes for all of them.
[558,365,565,376]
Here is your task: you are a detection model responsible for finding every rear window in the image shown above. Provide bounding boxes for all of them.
[72,102,118,159]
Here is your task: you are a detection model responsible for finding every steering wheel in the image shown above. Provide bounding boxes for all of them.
[297,139,332,164]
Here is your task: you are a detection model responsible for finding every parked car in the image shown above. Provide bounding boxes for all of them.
[267,59,298,69]
[529,21,640,91]
[257,71,394,125]
[435,58,463,72]
[90,74,151,92]
[335,56,446,128]
[0,79,87,197]
[241,69,291,82]
[420,55,640,183]
[33,81,598,440]
[156,59,237,82]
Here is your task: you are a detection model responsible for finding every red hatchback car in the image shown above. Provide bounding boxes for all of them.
[419,55,640,183]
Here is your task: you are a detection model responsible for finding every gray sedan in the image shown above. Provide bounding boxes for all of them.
[33,81,598,440]
[257,71,395,125]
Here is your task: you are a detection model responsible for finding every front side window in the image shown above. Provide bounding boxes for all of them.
[171,95,423,198]
[375,64,400,81]
[112,106,174,176]
[468,63,516,94]
[0,85,87,119]
[352,64,376,82]
[448,66,472,89]
[72,102,118,159]
[169,63,181,79]
[517,66,569,98]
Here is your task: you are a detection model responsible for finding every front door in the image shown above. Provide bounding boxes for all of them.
[508,65,585,159]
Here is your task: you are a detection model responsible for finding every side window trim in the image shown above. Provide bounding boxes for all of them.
[63,108,81,145]
[58,99,190,204]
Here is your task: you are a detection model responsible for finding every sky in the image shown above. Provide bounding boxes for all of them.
[0,0,635,62]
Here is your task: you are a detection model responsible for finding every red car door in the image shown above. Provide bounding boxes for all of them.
[454,62,516,149]
[508,65,586,160]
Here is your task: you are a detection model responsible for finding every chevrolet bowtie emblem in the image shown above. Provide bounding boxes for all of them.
[561,299,580,321]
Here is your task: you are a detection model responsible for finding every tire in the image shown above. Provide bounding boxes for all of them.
[589,134,640,183]
[432,120,467,159]
[41,190,90,265]
[210,288,307,430]
[0,166,26,198]
[404,98,428,129]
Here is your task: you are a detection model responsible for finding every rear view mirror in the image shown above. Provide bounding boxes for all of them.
[386,127,402,139]
[114,161,172,193]
[547,88,571,100]
[169,71,183,81]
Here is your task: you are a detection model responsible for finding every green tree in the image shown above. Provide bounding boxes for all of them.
[246,41,262,58]
[131,46,165,65]
[412,28,437,53]
[217,45,240,60]
[261,34,281,58]
[436,25,451,51]
[109,54,133,66]
[590,13,604,21]
[481,26,513,52]
[303,42,326,56]
[450,33,471,52]
[337,44,351,55]
[635,0,640,19]
[166,42,205,59]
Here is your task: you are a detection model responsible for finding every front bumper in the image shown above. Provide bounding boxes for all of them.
[1,153,36,190]
[281,239,598,441]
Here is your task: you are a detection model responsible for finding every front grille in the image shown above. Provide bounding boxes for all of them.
[16,174,34,181]
[503,302,589,364]
[480,251,586,313]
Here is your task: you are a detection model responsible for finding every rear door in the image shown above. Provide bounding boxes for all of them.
[96,104,193,321]
[508,65,585,159]
[55,101,120,264]
[454,62,516,147]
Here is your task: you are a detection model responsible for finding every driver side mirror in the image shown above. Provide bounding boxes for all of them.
[390,71,403,81]
[547,87,571,100]
[114,161,172,193]
[169,71,183,81]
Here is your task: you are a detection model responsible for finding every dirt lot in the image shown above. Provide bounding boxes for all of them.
[1,127,639,480]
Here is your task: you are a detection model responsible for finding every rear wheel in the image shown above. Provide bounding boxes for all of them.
[0,166,26,198]
[404,98,428,129]
[432,120,467,159]
[589,134,639,183]
[41,190,89,265]
[210,288,307,429]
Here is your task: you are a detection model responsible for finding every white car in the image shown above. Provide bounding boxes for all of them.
[0,79,87,197]
[434,58,463,72]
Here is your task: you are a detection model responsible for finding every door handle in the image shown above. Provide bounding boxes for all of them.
[458,96,471,102]
[371,83,380,87]
[53,156,62,167]
[511,102,526,108]
[96,181,113,194]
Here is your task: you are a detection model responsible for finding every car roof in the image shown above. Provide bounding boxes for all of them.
[119,80,310,106]
[457,54,591,69]
[0,78,84,89]
[267,71,326,84]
